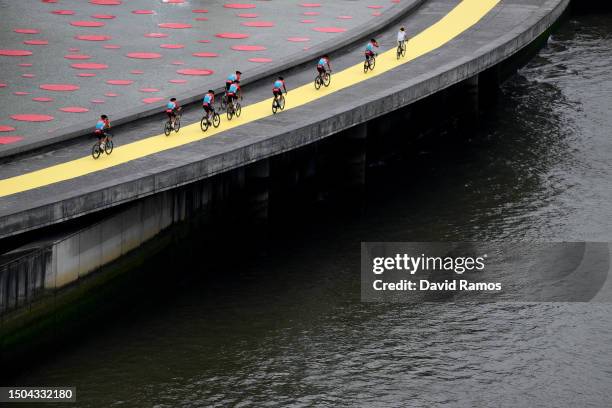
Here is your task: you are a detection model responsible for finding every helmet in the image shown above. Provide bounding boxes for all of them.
[170,97,176,101]
[400,27,405,31]
[208,89,214,94]
[236,70,242,75]
[101,114,108,119]
[278,76,284,80]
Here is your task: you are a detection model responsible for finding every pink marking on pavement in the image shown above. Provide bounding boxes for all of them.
[91,14,116,19]
[287,37,310,42]
[106,80,134,85]
[60,106,89,113]
[0,50,33,56]
[75,35,111,41]
[64,54,91,60]
[241,21,274,27]
[14,29,40,34]
[127,52,162,59]
[192,9,208,13]
[70,21,105,27]
[169,79,187,83]
[145,33,168,38]
[216,32,250,39]
[32,97,54,102]
[139,88,160,93]
[231,45,266,51]
[238,13,258,18]
[90,0,122,5]
[0,126,16,132]
[11,114,54,122]
[71,62,108,69]
[160,44,185,49]
[40,84,80,91]
[248,57,272,63]
[158,23,192,29]
[192,52,219,57]
[143,97,164,104]
[23,40,48,45]
[312,26,347,33]
[301,19,315,23]
[0,136,24,145]
[132,10,154,14]
[78,73,97,77]
[103,44,121,49]
[52,10,75,15]
[176,69,214,76]
[224,4,256,9]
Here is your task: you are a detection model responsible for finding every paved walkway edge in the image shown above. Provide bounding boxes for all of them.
[0,0,426,160]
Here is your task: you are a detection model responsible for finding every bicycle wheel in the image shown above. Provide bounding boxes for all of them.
[220,95,227,110]
[91,143,101,159]
[397,46,401,60]
[314,75,322,90]
[235,102,241,117]
[401,44,406,57]
[323,73,331,87]
[272,98,278,114]
[104,139,113,155]
[227,107,233,121]
[371,58,376,70]
[279,95,285,110]
[200,116,209,132]
[212,112,221,128]
[164,121,172,136]
[364,60,369,73]
[174,116,181,133]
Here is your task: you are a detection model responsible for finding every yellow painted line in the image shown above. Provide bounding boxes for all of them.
[0,0,499,198]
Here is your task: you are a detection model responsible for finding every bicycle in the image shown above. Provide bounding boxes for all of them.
[272,93,286,114]
[226,97,242,120]
[200,109,221,131]
[396,41,406,59]
[220,93,228,111]
[92,133,113,159]
[364,53,377,73]
[164,112,181,136]
[314,70,331,90]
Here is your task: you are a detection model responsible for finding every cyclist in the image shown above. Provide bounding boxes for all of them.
[225,70,242,92]
[165,98,181,129]
[94,114,111,149]
[226,81,241,110]
[317,55,331,77]
[272,76,287,101]
[365,38,379,62]
[397,27,407,50]
[202,89,215,124]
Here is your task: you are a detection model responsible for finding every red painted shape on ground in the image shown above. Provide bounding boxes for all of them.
[23,40,48,45]
[127,52,162,59]
[0,83,7,88]
[132,10,154,14]
[106,79,133,85]
[131,70,144,74]
[176,69,213,76]
[68,47,80,52]
[312,26,346,32]
[90,0,122,5]
[300,3,321,7]
[300,19,315,23]
[0,49,33,56]
[13,92,31,95]
[40,83,80,91]
[192,9,208,13]
[197,39,211,43]
[78,73,97,77]
[241,21,274,27]
[18,63,33,66]
[158,23,192,29]
[71,62,108,69]
[0,136,24,145]
[238,13,258,18]
[224,4,256,9]
[337,15,352,19]
[216,32,249,39]
[164,0,184,3]
[367,5,383,8]
[287,37,310,42]
[11,114,54,122]
[70,21,105,27]
[231,45,266,51]
[75,35,111,41]
[142,97,164,104]
[32,97,54,102]
[91,14,116,19]
[60,106,89,113]
[52,10,75,15]
[139,88,159,92]
[22,74,35,78]
[0,125,16,132]
[248,57,272,63]
[303,11,319,15]
[372,11,381,16]
[105,92,119,97]
[160,44,185,49]
[64,54,91,60]
[14,29,40,34]
[169,79,187,83]
[144,33,168,38]
[195,17,208,21]
[103,44,121,49]
[171,60,185,65]
[91,99,105,103]
[192,52,219,57]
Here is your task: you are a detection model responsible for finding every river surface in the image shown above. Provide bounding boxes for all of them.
[12,14,612,408]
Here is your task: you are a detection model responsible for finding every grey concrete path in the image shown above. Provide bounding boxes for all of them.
[0,0,570,238]
[0,0,419,157]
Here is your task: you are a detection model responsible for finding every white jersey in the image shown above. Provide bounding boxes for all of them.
[397,31,407,42]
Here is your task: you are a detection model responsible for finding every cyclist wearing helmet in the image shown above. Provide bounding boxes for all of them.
[94,114,111,148]
[397,27,407,48]
[225,70,242,92]
[272,76,287,99]
[317,55,331,76]
[202,90,215,123]
[365,38,379,61]
[165,98,181,129]
[226,81,241,107]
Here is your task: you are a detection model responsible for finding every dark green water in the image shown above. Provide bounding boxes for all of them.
[12,14,612,407]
